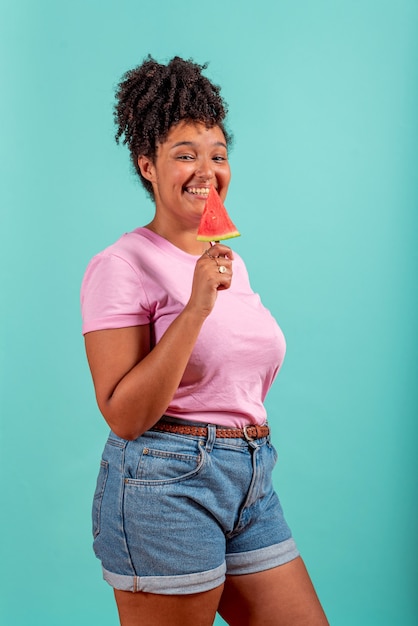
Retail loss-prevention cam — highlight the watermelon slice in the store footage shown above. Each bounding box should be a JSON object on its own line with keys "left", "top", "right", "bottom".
{"left": 197, "top": 186, "right": 240, "bottom": 242}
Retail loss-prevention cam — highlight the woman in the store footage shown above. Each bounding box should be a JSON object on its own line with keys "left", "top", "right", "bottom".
{"left": 81, "top": 56, "right": 328, "bottom": 626}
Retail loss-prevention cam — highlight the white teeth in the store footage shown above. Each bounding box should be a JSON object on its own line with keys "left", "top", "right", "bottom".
{"left": 187, "top": 187, "right": 210, "bottom": 195}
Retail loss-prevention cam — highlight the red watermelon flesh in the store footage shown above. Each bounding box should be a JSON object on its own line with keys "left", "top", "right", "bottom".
{"left": 196, "top": 186, "right": 240, "bottom": 242}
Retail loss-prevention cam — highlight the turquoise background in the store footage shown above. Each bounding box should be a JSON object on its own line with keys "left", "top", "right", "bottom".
{"left": 1, "top": 1, "right": 417, "bottom": 624}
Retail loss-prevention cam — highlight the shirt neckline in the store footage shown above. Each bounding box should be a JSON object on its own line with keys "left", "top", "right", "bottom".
{"left": 133, "top": 227, "right": 203, "bottom": 261}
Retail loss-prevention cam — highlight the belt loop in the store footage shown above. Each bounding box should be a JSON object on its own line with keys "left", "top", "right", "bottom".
{"left": 205, "top": 424, "right": 216, "bottom": 453}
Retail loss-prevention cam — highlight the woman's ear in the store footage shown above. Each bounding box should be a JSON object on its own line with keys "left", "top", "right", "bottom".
{"left": 138, "top": 155, "right": 156, "bottom": 182}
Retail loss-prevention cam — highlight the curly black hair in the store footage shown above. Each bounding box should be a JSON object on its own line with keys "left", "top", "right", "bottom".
{"left": 114, "top": 55, "right": 232, "bottom": 198}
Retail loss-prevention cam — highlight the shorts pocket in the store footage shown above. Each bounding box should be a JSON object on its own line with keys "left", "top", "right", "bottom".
{"left": 92, "top": 459, "right": 109, "bottom": 539}
{"left": 126, "top": 444, "right": 204, "bottom": 486}
{"left": 268, "top": 441, "right": 279, "bottom": 466}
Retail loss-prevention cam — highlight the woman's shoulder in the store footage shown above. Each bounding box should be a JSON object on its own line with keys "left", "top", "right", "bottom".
{"left": 84, "top": 227, "right": 160, "bottom": 269}
{"left": 95, "top": 227, "right": 151, "bottom": 257}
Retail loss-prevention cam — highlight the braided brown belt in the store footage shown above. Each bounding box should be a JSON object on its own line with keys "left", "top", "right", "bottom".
{"left": 150, "top": 422, "right": 270, "bottom": 441}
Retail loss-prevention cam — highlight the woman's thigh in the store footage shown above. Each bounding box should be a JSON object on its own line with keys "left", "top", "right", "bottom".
{"left": 114, "top": 584, "right": 224, "bottom": 626}
{"left": 218, "top": 557, "right": 329, "bottom": 626}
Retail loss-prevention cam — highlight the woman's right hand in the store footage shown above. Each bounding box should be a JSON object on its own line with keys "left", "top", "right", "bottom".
{"left": 186, "top": 243, "right": 234, "bottom": 317}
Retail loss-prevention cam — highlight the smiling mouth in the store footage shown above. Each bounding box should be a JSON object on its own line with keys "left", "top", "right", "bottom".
{"left": 185, "top": 186, "right": 211, "bottom": 197}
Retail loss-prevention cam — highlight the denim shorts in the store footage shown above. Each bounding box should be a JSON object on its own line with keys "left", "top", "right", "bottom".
{"left": 92, "top": 420, "right": 299, "bottom": 594}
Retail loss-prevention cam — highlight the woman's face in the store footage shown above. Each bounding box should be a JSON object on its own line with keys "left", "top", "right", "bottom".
{"left": 139, "top": 121, "right": 231, "bottom": 230}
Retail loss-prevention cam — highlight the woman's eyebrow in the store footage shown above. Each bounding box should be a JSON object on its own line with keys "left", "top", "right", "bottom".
{"left": 170, "top": 141, "right": 227, "bottom": 149}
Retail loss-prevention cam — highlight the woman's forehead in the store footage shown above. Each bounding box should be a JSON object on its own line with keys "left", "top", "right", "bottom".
{"left": 162, "top": 121, "right": 227, "bottom": 147}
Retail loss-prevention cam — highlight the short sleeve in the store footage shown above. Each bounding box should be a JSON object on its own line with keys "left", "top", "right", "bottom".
{"left": 80, "top": 252, "right": 151, "bottom": 335}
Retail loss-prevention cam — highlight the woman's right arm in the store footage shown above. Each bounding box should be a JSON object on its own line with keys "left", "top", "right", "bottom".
{"left": 84, "top": 244, "right": 233, "bottom": 440}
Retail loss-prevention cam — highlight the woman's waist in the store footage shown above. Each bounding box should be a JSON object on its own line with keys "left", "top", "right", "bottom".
{"left": 162, "top": 410, "right": 267, "bottom": 429}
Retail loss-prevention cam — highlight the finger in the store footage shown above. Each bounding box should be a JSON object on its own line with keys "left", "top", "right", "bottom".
{"left": 205, "top": 256, "right": 233, "bottom": 275}
{"left": 215, "top": 261, "right": 233, "bottom": 291}
{"left": 206, "top": 243, "right": 234, "bottom": 259}
{"left": 202, "top": 249, "right": 232, "bottom": 269}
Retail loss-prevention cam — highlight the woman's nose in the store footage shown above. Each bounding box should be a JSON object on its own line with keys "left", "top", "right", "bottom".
{"left": 195, "top": 157, "right": 214, "bottom": 180}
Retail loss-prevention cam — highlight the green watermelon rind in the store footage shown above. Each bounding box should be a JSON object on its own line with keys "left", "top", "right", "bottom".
{"left": 197, "top": 230, "right": 240, "bottom": 242}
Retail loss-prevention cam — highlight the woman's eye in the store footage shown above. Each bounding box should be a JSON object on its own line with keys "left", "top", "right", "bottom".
{"left": 177, "top": 154, "right": 194, "bottom": 160}
{"left": 213, "top": 155, "right": 228, "bottom": 162}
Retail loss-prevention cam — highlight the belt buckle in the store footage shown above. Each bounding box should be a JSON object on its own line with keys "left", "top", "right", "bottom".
{"left": 243, "top": 425, "right": 255, "bottom": 442}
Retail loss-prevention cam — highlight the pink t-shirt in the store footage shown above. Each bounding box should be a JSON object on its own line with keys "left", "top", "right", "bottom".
{"left": 81, "top": 227, "right": 286, "bottom": 427}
